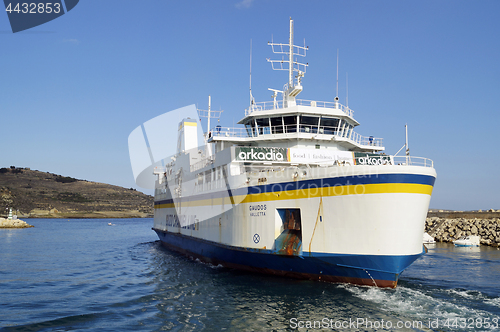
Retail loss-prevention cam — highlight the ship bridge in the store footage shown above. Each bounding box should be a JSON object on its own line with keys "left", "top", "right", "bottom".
{"left": 207, "top": 100, "right": 383, "bottom": 153}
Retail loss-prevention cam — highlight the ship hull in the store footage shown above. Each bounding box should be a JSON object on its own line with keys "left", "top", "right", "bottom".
{"left": 154, "top": 228, "right": 424, "bottom": 288}
{"left": 154, "top": 165, "right": 436, "bottom": 288}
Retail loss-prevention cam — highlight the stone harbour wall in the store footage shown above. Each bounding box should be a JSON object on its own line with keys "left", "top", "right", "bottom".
{"left": 0, "top": 218, "right": 34, "bottom": 228}
{"left": 425, "top": 217, "right": 500, "bottom": 246}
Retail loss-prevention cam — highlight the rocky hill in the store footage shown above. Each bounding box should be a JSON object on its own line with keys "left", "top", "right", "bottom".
{"left": 0, "top": 167, "right": 153, "bottom": 218}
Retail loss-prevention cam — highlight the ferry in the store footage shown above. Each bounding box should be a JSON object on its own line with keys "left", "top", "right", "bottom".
{"left": 152, "top": 19, "right": 436, "bottom": 288}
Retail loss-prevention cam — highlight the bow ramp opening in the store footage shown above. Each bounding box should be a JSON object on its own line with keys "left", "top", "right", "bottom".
{"left": 274, "top": 208, "right": 302, "bottom": 255}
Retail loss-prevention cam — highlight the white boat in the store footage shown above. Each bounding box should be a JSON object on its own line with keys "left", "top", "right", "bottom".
{"left": 423, "top": 232, "right": 435, "bottom": 244}
{"left": 454, "top": 235, "right": 480, "bottom": 247}
{"left": 151, "top": 18, "right": 436, "bottom": 288}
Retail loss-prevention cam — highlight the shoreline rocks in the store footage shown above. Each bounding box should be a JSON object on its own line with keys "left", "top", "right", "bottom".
{"left": 425, "top": 217, "right": 500, "bottom": 247}
{"left": 0, "top": 217, "right": 34, "bottom": 228}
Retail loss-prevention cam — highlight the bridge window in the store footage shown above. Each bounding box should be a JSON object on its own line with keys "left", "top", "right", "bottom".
{"left": 320, "top": 117, "right": 339, "bottom": 135}
{"left": 256, "top": 118, "right": 271, "bottom": 135}
{"left": 270, "top": 117, "right": 283, "bottom": 134}
{"left": 283, "top": 116, "right": 297, "bottom": 133}
{"left": 346, "top": 124, "right": 353, "bottom": 138}
{"left": 245, "top": 121, "right": 256, "bottom": 137}
{"left": 337, "top": 120, "right": 354, "bottom": 138}
{"left": 299, "top": 115, "right": 319, "bottom": 133}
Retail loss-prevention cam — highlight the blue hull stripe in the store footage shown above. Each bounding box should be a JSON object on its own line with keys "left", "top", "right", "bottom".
{"left": 155, "top": 173, "right": 436, "bottom": 206}
{"left": 154, "top": 229, "right": 424, "bottom": 288}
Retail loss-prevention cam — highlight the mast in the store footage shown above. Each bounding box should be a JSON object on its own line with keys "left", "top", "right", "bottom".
{"left": 267, "top": 17, "right": 308, "bottom": 107}
{"left": 394, "top": 124, "right": 410, "bottom": 159}
{"left": 249, "top": 39, "right": 255, "bottom": 107}
{"left": 289, "top": 18, "right": 294, "bottom": 88}
{"left": 197, "top": 96, "right": 222, "bottom": 157}
{"left": 346, "top": 72, "right": 349, "bottom": 108}
{"left": 405, "top": 124, "right": 408, "bottom": 154}
{"left": 207, "top": 95, "right": 211, "bottom": 139}
{"left": 336, "top": 49, "right": 339, "bottom": 99}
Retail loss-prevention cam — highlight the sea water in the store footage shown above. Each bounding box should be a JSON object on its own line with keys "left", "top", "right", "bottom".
{"left": 1, "top": 219, "right": 500, "bottom": 331}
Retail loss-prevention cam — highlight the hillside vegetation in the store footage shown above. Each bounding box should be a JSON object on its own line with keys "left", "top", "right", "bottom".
{"left": 0, "top": 167, "right": 153, "bottom": 218}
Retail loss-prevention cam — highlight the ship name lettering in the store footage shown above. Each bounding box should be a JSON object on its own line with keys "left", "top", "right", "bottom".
{"left": 357, "top": 155, "right": 390, "bottom": 165}
{"left": 249, "top": 204, "right": 266, "bottom": 211}
{"left": 238, "top": 149, "right": 284, "bottom": 161}
{"left": 249, "top": 204, "right": 266, "bottom": 217}
{"left": 250, "top": 211, "right": 266, "bottom": 217}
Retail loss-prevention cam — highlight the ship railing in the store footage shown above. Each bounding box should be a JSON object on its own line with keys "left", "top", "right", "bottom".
{"left": 392, "top": 156, "right": 434, "bottom": 168}
{"left": 244, "top": 101, "right": 282, "bottom": 115}
{"left": 349, "top": 131, "right": 383, "bottom": 147}
{"left": 244, "top": 99, "right": 354, "bottom": 117}
{"left": 190, "top": 155, "right": 215, "bottom": 172}
{"left": 210, "top": 124, "right": 382, "bottom": 147}
{"left": 210, "top": 126, "right": 249, "bottom": 138}
{"left": 238, "top": 157, "right": 434, "bottom": 169}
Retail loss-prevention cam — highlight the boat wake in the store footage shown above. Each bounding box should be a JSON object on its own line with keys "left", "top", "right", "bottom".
{"left": 340, "top": 282, "right": 500, "bottom": 329}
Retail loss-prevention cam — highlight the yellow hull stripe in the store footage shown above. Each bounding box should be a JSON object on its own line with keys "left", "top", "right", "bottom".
{"left": 154, "top": 183, "right": 433, "bottom": 209}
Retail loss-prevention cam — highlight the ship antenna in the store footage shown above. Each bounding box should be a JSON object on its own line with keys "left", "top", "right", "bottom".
{"left": 405, "top": 124, "right": 410, "bottom": 163}
{"left": 249, "top": 39, "right": 255, "bottom": 107}
{"left": 207, "top": 95, "right": 211, "bottom": 138}
{"left": 336, "top": 49, "right": 339, "bottom": 100}
{"left": 289, "top": 17, "right": 294, "bottom": 88}
{"left": 346, "top": 72, "right": 349, "bottom": 108}
{"left": 197, "top": 96, "right": 222, "bottom": 159}
{"left": 394, "top": 124, "right": 410, "bottom": 159}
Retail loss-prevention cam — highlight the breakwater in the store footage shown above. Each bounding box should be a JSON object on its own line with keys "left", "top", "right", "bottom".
{"left": 425, "top": 211, "right": 500, "bottom": 246}
{"left": 0, "top": 218, "right": 34, "bottom": 228}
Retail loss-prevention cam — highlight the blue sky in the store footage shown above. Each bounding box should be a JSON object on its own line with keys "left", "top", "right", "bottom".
{"left": 1, "top": 0, "right": 499, "bottom": 210}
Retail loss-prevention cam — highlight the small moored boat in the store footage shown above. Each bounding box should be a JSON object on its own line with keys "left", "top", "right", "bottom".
{"left": 423, "top": 232, "right": 435, "bottom": 244}
{"left": 454, "top": 235, "right": 480, "bottom": 247}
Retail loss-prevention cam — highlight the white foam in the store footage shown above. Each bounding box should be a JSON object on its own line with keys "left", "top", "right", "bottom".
{"left": 484, "top": 297, "right": 500, "bottom": 308}
{"left": 445, "top": 288, "right": 485, "bottom": 300}
{"left": 342, "top": 284, "right": 498, "bottom": 325}
{"left": 440, "top": 288, "right": 500, "bottom": 311}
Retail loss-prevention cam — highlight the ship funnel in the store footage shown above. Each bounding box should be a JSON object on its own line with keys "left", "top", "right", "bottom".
{"left": 177, "top": 118, "right": 198, "bottom": 154}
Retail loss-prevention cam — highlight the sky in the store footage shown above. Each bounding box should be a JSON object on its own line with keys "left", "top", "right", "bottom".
{"left": 1, "top": 0, "right": 499, "bottom": 211}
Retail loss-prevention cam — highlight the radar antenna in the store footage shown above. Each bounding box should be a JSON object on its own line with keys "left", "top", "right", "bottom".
{"left": 268, "top": 88, "right": 282, "bottom": 109}
{"left": 267, "top": 17, "right": 308, "bottom": 107}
